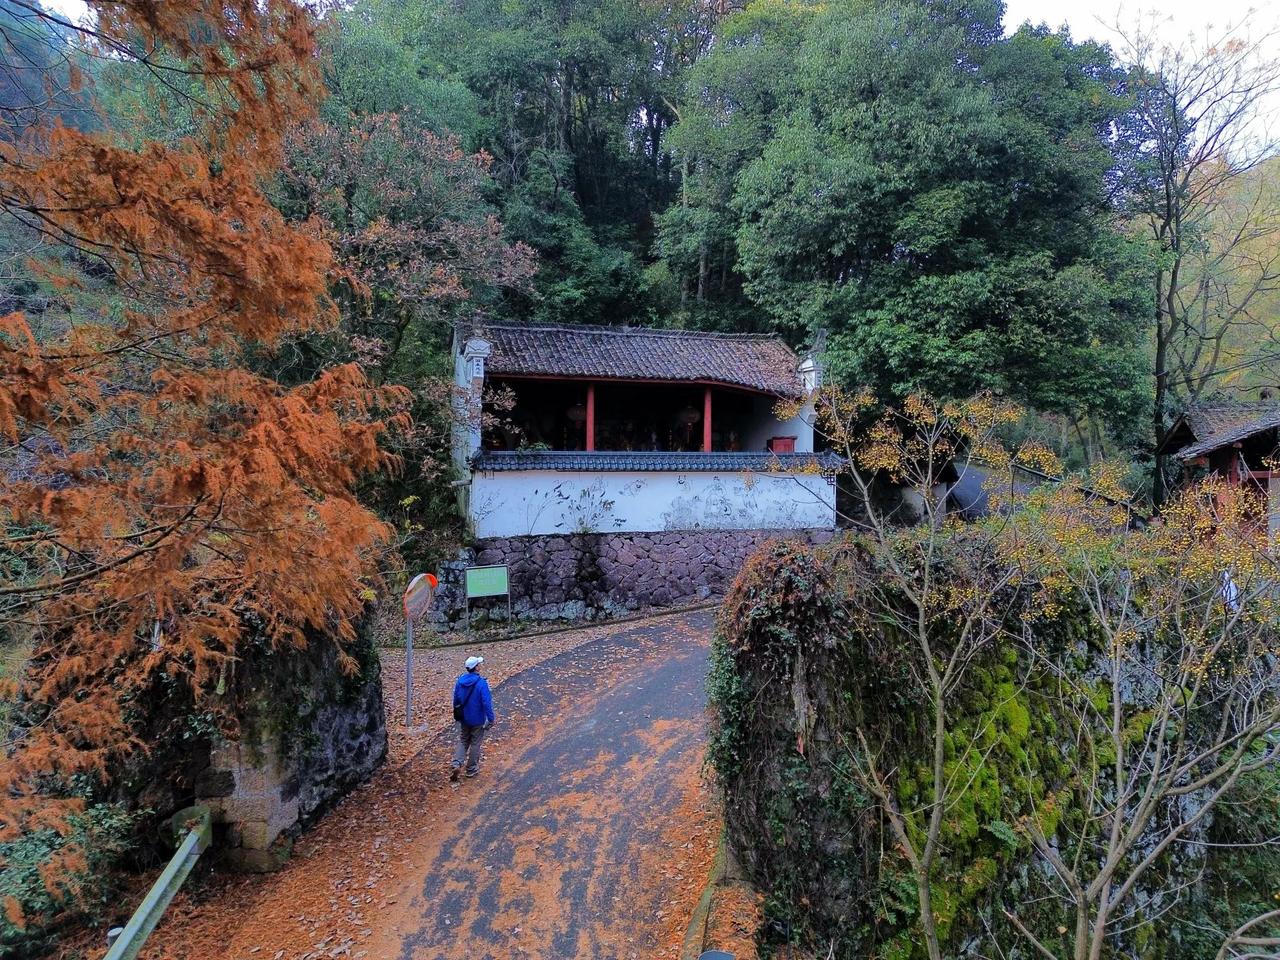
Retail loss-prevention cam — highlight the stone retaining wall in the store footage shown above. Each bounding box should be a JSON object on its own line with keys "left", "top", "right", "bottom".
{"left": 192, "top": 622, "right": 387, "bottom": 871}
{"left": 431, "top": 528, "right": 834, "bottom": 625}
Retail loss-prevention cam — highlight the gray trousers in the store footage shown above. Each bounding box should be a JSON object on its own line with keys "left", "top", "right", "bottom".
{"left": 453, "top": 722, "right": 487, "bottom": 774}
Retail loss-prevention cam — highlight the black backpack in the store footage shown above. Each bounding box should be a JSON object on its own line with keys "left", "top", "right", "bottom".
{"left": 453, "top": 679, "right": 478, "bottom": 722}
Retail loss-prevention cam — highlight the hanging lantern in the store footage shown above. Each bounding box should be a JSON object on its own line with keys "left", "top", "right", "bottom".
{"left": 567, "top": 402, "right": 587, "bottom": 423}
{"left": 677, "top": 404, "right": 701, "bottom": 425}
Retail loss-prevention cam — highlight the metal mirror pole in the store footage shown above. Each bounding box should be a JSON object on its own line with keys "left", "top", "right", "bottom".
{"left": 405, "top": 615, "right": 414, "bottom": 727}
{"left": 402, "top": 573, "right": 439, "bottom": 728}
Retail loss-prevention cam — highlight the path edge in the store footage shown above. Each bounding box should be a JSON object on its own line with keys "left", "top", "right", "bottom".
{"left": 395, "top": 600, "right": 720, "bottom": 652}
{"left": 680, "top": 828, "right": 727, "bottom": 960}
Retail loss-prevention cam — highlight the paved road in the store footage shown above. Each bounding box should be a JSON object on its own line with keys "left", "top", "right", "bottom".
{"left": 371, "top": 611, "right": 714, "bottom": 960}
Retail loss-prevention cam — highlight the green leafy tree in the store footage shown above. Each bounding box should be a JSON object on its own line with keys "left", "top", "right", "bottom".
{"left": 316, "top": 5, "right": 483, "bottom": 140}
{"left": 663, "top": 0, "right": 1152, "bottom": 442}
{"left": 656, "top": 1, "right": 812, "bottom": 329}
{"left": 322, "top": 0, "right": 695, "bottom": 324}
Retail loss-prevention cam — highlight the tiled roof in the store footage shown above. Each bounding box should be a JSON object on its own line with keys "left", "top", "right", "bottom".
{"left": 1169, "top": 398, "right": 1280, "bottom": 460}
{"left": 472, "top": 451, "right": 841, "bottom": 474}
{"left": 466, "top": 323, "right": 805, "bottom": 397}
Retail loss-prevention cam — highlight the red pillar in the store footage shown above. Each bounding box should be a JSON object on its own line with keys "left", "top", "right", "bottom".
{"left": 586, "top": 383, "right": 596, "bottom": 452}
{"left": 703, "top": 386, "right": 712, "bottom": 453}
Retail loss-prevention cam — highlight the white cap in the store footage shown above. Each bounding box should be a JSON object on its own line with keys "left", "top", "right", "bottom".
{"left": 464, "top": 656, "right": 484, "bottom": 671}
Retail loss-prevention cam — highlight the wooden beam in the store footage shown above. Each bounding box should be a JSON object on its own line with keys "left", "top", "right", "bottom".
{"left": 586, "top": 383, "right": 596, "bottom": 452}
{"left": 703, "top": 386, "right": 712, "bottom": 453}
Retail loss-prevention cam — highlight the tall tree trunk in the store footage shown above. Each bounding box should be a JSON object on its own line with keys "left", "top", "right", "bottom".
{"left": 1153, "top": 269, "right": 1170, "bottom": 507}
{"left": 680, "top": 157, "right": 690, "bottom": 311}
{"left": 1073, "top": 416, "right": 1093, "bottom": 469}
{"left": 697, "top": 241, "right": 707, "bottom": 302}
{"left": 557, "top": 68, "right": 572, "bottom": 155}
{"left": 1089, "top": 419, "right": 1105, "bottom": 464}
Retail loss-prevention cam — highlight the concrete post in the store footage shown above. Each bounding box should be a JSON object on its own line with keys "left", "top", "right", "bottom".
{"left": 459, "top": 337, "right": 492, "bottom": 461}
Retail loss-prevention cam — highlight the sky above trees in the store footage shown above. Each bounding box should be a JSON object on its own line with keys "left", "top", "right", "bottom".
{"left": 1005, "top": 0, "right": 1280, "bottom": 133}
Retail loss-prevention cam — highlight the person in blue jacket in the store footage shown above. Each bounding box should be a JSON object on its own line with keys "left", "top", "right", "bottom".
{"left": 450, "top": 655, "right": 495, "bottom": 781}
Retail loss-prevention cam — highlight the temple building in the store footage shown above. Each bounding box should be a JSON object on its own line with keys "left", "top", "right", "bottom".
{"left": 452, "top": 323, "right": 837, "bottom": 539}
{"left": 441, "top": 323, "right": 837, "bottom": 622}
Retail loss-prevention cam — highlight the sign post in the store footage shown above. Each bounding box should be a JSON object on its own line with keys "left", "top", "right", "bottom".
{"left": 463, "top": 564, "right": 511, "bottom": 627}
{"left": 402, "top": 572, "right": 438, "bottom": 727}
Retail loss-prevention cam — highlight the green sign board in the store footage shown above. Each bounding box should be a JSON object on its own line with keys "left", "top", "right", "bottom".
{"left": 465, "top": 564, "right": 510, "bottom": 599}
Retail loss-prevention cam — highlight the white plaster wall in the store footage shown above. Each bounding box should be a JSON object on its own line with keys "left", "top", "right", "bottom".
{"left": 743, "top": 395, "right": 814, "bottom": 453}
{"left": 470, "top": 469, "right": 836, "bottom": 537}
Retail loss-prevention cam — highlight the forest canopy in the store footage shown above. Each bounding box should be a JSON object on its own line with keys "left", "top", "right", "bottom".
{"left": 313, "top": 0, "right": 1280, "bottom": 481}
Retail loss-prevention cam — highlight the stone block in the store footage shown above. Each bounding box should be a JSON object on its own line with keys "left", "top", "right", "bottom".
{"left": 226, "top": 834, "right": 293, "bottom": 873}
{"left": 240, "top": 819, "right": 274, "bottom": 851}
{"left": 219, "top": 796, "right": 275, "bottom": 822}
{"left": 233, "top": 763, "right": 270, "bottom": 795}
{"left": 210, "top": 741, "right": 241, "bottom": 770}
{"left": 436, "top": 527, "right": 832, "bottom": 626}
{"left": 268, "top": 797, "right": 301, "bottom": 835}
{"left": 194, "top": 767, "right": 236, "bottom": 799}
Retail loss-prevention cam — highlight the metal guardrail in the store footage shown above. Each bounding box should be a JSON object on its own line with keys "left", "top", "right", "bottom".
{"left": 104, "top": 806, "right": 212, "bottom": 960}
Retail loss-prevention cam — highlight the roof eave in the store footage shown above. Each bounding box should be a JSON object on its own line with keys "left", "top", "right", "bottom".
{"left": 485, "top": 370, "right": 803, "bottom": 399}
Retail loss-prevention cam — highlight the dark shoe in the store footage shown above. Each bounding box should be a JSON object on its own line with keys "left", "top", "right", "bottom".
{"left": 464, "top": 769, "right": 479, "bottom": 778}
{"left": 449, "top": 768, "right": 460, "bottom": 783}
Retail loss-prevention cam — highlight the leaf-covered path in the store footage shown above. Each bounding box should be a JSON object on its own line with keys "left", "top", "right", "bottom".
{"left": 127, "top": 611, "right": 716, "bottom": 960}
{"left": 372, "top": 610, "right": 714, "bottom": 959}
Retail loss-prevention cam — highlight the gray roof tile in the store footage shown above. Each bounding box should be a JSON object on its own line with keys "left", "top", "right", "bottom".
{"left": 1171, "top": 399, "right": 1280, "bottom": 460}
{"left": 466, "top": 323, "right": 804, "bottom": 397}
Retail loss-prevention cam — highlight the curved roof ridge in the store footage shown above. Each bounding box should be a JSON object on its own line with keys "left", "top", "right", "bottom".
{"left": 470, "top": 321, "right": 788, "bottom": 343}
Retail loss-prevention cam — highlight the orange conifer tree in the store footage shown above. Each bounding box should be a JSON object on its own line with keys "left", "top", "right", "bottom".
{"left": 0, "top": 0, "right": 406, "bottom": 908}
